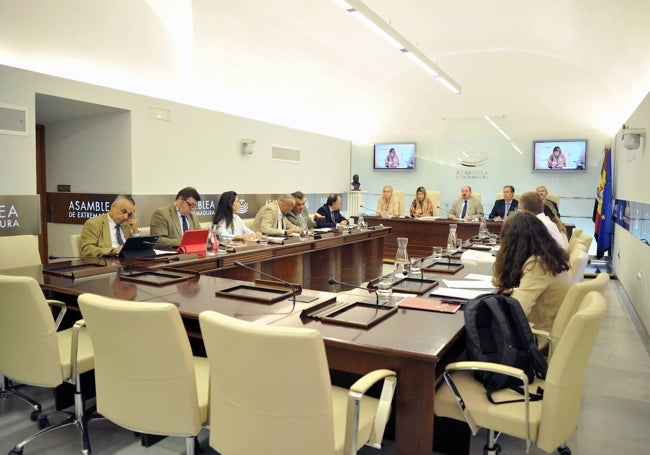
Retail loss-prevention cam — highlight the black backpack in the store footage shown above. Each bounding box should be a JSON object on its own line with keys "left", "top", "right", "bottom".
{"left": 464, "top": 293, "right": 548, "bottom": 404}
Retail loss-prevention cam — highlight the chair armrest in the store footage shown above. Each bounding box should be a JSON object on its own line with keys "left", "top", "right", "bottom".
{"left": 344, "top": 369, "right": 397, "bottom": 454}
{"left": 47, "top": 299, "right": 67, "bottom": 329}
{"left": 443, "top": 361, "right": 532, "bottom": 446}
{"left": 69, "top": 319, "right": 86, "bottom": 382}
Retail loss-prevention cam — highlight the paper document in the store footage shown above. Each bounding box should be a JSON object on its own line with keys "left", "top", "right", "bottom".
{"left": 430, "top": 288, "right": 486, "bottom": 301}
{"left": 442, "top": 279, "right": 495, "bottom": 289}
{"left": 465, "top": 273, "right": 493, "bottom": 281}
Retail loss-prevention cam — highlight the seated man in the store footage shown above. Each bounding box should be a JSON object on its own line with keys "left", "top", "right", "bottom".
{"left": 536, "top": 185, "right": 560, "bottom": 217}
{"left": 489, "top": 185, "right": 519, "bottom": 221}
{"left": 253, "top": 194, "right": 301, "bottom": 236}
{"left": 150, "top": 186, "right": 202, "bottom": 247}
{"left": 316, "top": 194, "right": 348, "bottom": 228}
{"left": 80, "top": 194, "right": 139, "bottom": 257}
{"left": 518, "top": 191, "right": 568, "bottom": 250}
{"left": 284, "top": 191, "right": 324, "bottom": 229}
{"left": 448, "top": 185, "right": 484, "bottom": 220}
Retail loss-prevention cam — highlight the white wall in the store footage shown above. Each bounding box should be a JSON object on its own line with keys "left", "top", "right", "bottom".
{"left": 612, "top": 91, "right": 650, "bottom": 328}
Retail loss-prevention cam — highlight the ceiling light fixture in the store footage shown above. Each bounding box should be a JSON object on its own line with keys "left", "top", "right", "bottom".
{"left": 484, "top": 116, "right": 523, "bottom": 154}
{"left": 335, "top": 0, "right": 461, "bottom": 95}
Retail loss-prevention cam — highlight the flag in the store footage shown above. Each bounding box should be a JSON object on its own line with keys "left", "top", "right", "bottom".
{"left": 594, "top": 145, "right": 613, "bottom": 258}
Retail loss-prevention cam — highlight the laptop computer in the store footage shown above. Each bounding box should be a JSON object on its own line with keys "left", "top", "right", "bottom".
{"left": 177, "top": 228, "right": 210, "bottom": 257}
{"left": 118, "top": 235, "right": 159, "bottom": 259}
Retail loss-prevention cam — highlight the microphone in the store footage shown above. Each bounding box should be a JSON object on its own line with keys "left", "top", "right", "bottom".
{"left": 328, "top": 277, "right": 379, "bottom": 305}
{"left": 436, "top": 206, "right": 454, "bottom": 218}
{"left": 359, "top": 205, "right": 381, "bottom": 216}
{"left": 48, "top": 255, "right": 108, "bottom": 265}
{"left": 234, "top": 261, "right": 296, "bottom": 306}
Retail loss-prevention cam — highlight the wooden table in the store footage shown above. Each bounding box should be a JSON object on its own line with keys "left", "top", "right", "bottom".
{"left": 362, "top": 216, "right": 574, "bottom": 260}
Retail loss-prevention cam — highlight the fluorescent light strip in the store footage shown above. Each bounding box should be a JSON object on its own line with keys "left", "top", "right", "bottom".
{"left": 484, "top": 116, "right": 523, "bottom": 155}
{"left": 339, "top": 0, "right": 461, "bottom": 94}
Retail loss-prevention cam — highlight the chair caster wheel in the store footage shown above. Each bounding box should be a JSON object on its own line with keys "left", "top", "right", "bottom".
{"left": 483, "top": 443, "right": 501, "bottom": 455}
{"left": 37, "top": 416, "right": 50, "bottom": 429}
{"left": 557, "top": 447, "right": 572, "bottom": 455}
{"left": 30, "top": 410, "right": 40, "bottom": 421}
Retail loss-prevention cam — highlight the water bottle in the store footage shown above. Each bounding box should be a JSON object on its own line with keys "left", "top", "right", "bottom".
{"left": 358, "top": 212, "right": 365, "bottom": 229}
{"left": 208, "top": 224, "right": 219, "bottom": 251}
{"left": 478, "top": 217, "right": 488, "bottom": 240}
{"left": 447, "top": 224, "right": 457, "bottom": 254}
{"left": 299, "top": 216, "right": 309, "bottom": 241}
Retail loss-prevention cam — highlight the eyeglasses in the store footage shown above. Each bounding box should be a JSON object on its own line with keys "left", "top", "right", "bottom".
{"left": 183, "top": 198, "right": 197, "bottom": 209}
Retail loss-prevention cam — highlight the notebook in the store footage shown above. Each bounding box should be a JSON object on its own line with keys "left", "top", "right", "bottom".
{"left": 177, "top": 228, "right": 210, "bottom": 257}
{"left": 119, "top": 235, "right": 159, "bottom": 259}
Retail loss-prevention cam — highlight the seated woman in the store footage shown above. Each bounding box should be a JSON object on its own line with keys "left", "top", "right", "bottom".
{"left": 376, "top": 185, "right": 401, "bottom": 218}
{"left": 409, "top": 186, "right": 433, "bottom": 217}
{"left": 212, "top": 191, "right": 261, "bottom": 242}
{"left": 492, "top": 211, "right": 572, "bottom": 343}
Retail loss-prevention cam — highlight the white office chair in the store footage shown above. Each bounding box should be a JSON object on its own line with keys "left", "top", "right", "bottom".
{"left": 568, "top": 243, "right": 589, "bottom": 283}
{"left": 78, "top": 294, "right": 209, "bottom": 455}
{"left": 138, "top": 226, "right": 151, "bottom": 236}
{"left": 429, "top": 190, "right": 442, "bottom": 215}
{"left": 199, "top": 310, "right": 397, "bottom": 455}
{"left": 435, "top": 291, "right": 607, "bottom": 454}
{"left": 70, "top": 234, "right": 82, "bottom": 257}
{"left": 0, "top": 235, "right": 41, "bottom": 270}
{"left": 0, "top": 275, "right": 95, "bottom": 455}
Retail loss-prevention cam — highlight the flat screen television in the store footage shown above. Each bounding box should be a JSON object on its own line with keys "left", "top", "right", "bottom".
{"left": 533, "top": 139, "right": 588, "bottom": 171}
{"left": 373, "top": 143, "right": 416, "bottom": 170}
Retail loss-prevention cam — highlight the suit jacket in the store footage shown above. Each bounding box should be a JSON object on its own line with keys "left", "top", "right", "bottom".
{"left": 488, "top": 199, "right": 519, "bottom": 219}
{"left": 80, "top": 213, "right": 135, "bottom": 257}
{"left": 315, "top": 204, "right": 348, "bottom": 228}
{"left": 252, "top": 201, "right": 298, "bottom": 235}
{"left": 512, "top": 256, "right": 572, "bottom": 344}
{"left": 150, "top": 203, "right": 201, "bottom": 246}
{"left": 448, "top": 196, "right": 484, "bottom": 219}
{"left": 285, "top": 208, "right": 314, "bottom": 229}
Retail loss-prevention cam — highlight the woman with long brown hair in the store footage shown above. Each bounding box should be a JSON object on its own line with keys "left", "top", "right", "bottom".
{"left": 492, "top": 211, "right": 572, "bottom": 339}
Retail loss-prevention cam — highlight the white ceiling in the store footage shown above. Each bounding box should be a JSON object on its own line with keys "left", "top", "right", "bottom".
{"left": 1, "top": 0, "right": 649, "bottom": 141}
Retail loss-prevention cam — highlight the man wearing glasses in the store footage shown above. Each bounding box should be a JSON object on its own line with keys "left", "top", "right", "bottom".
{"left": 80, "top": 194, "right": 140, "bottom": 257}
{"left": 150, "top": 186, "right": 202, "bottom": 246}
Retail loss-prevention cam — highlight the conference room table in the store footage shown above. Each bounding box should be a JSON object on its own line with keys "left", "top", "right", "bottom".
{"left": 2, "top": 230, "right": 490, "bottom": 455}
{"left": 361, "top": 215, "right": 575, "bottom": 259}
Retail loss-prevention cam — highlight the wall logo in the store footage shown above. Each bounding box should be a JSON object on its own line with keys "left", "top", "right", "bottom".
{"left": 458, "top": 149, "right": 488, "bottom": 167}
{"left": 237, "top": 199, "right": 249, "bottom": 216}
{"left": 0, "top": 204, "right": 20, "bottom": 228}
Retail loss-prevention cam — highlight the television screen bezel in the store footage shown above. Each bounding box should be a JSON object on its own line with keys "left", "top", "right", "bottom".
{"left": 373, "top": 142, "right": 416, "bottom": 170}
{"left": 532, "top": 139, "right": 588, "bottom": 172}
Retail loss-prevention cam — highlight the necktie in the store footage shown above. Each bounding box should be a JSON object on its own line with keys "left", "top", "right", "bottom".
{"left": 115, "top": 225, "right": 124, "bottom": 245}
{"left": 460, "top": 200, "right": 468, "bottom": 218}
{"left": 504, "top": 202, "right": 511, "bottom": 219}
{"left": 331, "top": 210, "right": 336, "bottom": 224}
{"left": 181, "top": 215, "right": 189, "bottom": 233}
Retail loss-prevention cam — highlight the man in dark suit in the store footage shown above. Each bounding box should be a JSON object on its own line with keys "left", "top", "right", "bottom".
{"left": 489, "top": 185, "right": 519, "bottom": 221}
{"left": 315, "top": 194, "right": 348, "bottom": 228}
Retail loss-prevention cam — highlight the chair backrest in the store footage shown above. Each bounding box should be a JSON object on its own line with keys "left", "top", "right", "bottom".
{"left": 577, "top": 232, "right": 593, "bottom": 251}
{"left": 567, "top": 227, "right": 584, "bottom": 254}
{"left": 428, "top": 190, "right": 441, "bottom": 216}
{"left": 393, "top": 190, "right": 406, "bottom": 216}
{"left": 568, "top": 244, "right": 589, "bottom": 283}
{"left": 199, "top": 310, "right": 336, "bottom": 455}
{"left": 138, "top": 226, "right": 151, "bottom": 237}
{"left": 546, "top": 194, "right": 560, "bottom": 208}
{"left": 70, "top": 234, "right": 82, "bottom": 257}
{"left": 550, "top": 272, "right": 609, "bottom": 346}
{"left": 78, "top": 293, "right": 202, "bottom": 437}
{"left": 0, "top": 275, "right": 63, "bottom": 387}
{"left": 537, "top": 291, "right": 606, "bottom": 452}
{"left": 0, "top": 235, "right": 41, "bottom": 270}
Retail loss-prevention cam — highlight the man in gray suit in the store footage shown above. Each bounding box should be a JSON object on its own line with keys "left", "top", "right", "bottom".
{"left": 80, "top": 194, "right": 139, "bottom": 257}
{"left": 150, "top": 187, "right": 202, "bottom": 246}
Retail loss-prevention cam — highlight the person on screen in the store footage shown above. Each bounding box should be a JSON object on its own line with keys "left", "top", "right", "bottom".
{"left": 150, "top": 186, "right": 202, "bottom": 247}
{"left": 385, "top": 148, "right": 400, "bottom": 168}
{"left": 488, "top": 185, "right": 518, "bottom": 221}
{"left": 536, "top": 185, "right": 560, "bottom": 216}
{"left": 448, "top": 185, "right": 484, "bottom": 220}
{"left": 518, "top": 191, "right": 568, "bottom": 250}
{"left": 285, "top": 191, "right": 324, "bottom": 229}
{"left": 212, "top": 191, "right": 261, "bottom": 242}
{"left": 409, "top": 186, "right": 433, "bottom": 218}
{"left": 80, "top": 194, "right": 140, "bottom": 257}
{"left": 315, "top": 194, "right": 348, "bottom": 228}
{"left": 492, "top": 211, "right": 571, "bottom": 343}
{"left": 547, "top": 146, "right": 567, "bottom": 169}
{"left": 377, "top": 185, "right": 401, "bottom": 218}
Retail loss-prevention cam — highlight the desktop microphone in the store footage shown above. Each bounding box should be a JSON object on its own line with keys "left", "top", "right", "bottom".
{"left": 234, "top": 261, "right": 296, "bottom": 306}
{"left": 436, "top": 206, "right": 454, "bottom": 218}
{"left": 359, "top": 205, "right": 381, "bottom": 216}
{"left": 327, "top": 277, "right": 379, "bottom": 306}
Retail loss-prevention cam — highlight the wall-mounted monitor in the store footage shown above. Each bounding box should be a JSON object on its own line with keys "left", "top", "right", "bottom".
{"left": 373, "top": 143, "right": 416, "bottom": 170}
{"left": 533, "top": 139, "right": 588, "bottom": 171}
